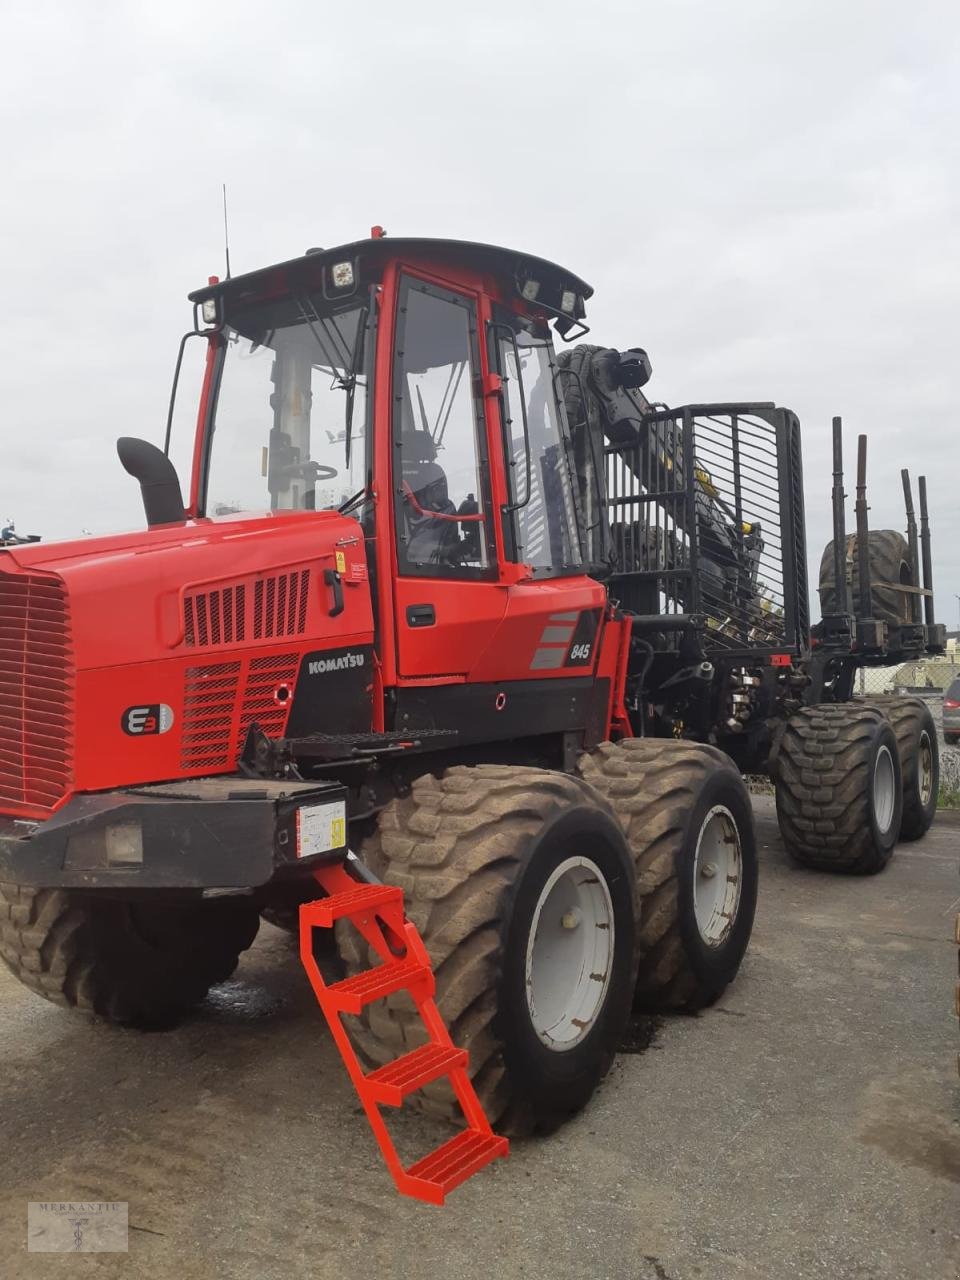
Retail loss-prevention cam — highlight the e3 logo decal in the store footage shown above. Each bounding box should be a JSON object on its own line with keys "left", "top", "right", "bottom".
{"left": 121, "top": 704, "right": 175, "bottom": 736}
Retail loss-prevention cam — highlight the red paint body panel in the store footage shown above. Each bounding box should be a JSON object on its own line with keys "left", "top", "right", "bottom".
{"left": 469, "top": 578, "right": 606, "bottom": 683}
{"left": 6, "top": 511, "right": 371, "bottom": 670}
{"left": 395, "top": 579, "right": 508, "bottom": 678}
{"left": 0, "top": 511, "right": 375, "bottom": 811}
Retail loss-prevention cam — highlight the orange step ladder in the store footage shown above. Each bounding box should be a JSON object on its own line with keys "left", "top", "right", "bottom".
{"left": 299, "top": 861, "right": 509, "bottom": 1204}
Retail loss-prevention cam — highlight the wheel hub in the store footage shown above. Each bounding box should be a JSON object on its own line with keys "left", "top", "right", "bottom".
{"left": 693, "top": 806, "right": 742, "bottom": 947}
{"left": 525, "top": 856, "right": 614, "bottom": 1051}
{"left": 918, "top": 731, "right": 934, "bottom": 807}
{"left": 873, "top": 744, "right": 897, "bottom": 834}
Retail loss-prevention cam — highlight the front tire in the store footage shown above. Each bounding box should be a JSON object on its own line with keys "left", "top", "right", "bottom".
{"left": 337, "top": 766, "right": 637, "bottom": 1135}
{"left": 0, "top": 886, "right": 260, "bottom": 1026}
{"left": 578, "top": 739, "right": 759, "bottom": 1011}
{"left": 771, "top": 705, "right": 902, "bottom": 873}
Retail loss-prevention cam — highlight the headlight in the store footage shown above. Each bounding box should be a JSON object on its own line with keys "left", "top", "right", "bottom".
{"left": 331, "top": 261, "right": 355, "bottom": 289}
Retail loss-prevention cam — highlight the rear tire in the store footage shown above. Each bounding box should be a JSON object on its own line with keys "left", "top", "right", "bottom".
{"left": 858, "top": 696, "right": 939, "bottom": 840}
{"left": 771, "top": 705, "right": 903, "bottom": 873}
{"left": 578, "top": 739, "right": 758, "bottom": 1011}
{"left": 0, "top": 887, "right": 260, "bottom": 1026}
{"left": 337, "top": 766, "right": 637, "bottom": 1135}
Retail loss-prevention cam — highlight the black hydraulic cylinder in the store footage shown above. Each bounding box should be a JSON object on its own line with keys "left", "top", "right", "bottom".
{"left": 831, "top": 417, "right": 848, "bottom": 614}
{"left": 855, "top": 434, "right": 872, "bottom": 619}
{"left": 918, "top": 475, "right": 935, "bottom": 626}
{"left": 901, "top": 469, "right": 922, "bottom": 624}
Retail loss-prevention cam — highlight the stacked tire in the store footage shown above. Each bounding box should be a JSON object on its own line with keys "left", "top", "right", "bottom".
{"left": 818, "top": 529, "right": 914, "bottom": 625}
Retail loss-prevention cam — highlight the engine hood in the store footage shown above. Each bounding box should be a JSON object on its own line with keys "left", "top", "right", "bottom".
{"left": 0, "top": 509, "right": 370, "bottom": 670}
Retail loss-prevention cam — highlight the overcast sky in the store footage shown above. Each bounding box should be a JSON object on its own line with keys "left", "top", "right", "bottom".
{"left": 2, "top": 1, "right": 957, "bottom": 624}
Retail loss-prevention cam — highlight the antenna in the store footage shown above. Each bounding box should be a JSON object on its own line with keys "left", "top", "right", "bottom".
{"left": 222, "top": 183, "right": 232, "bottom": 280}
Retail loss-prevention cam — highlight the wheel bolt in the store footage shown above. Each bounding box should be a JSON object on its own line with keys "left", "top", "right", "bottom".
{"left": 560, "top": 908, "right": 582, "bottom": 930}
{"left": 700, "top": 862, "right": 717, "bottom": 879}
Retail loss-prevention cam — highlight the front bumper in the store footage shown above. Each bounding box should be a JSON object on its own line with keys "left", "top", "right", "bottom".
{"left": 0, "top": 778, "right": 349, "bottom": 890}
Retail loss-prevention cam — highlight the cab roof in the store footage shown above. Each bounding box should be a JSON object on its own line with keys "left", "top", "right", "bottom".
{"left": 187, "top": 236, "right": 593, "bottom": 312}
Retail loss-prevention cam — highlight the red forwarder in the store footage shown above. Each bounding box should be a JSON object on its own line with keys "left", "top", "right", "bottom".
{"left": 0, "top": 232, "right": 944, "bottom": 1201}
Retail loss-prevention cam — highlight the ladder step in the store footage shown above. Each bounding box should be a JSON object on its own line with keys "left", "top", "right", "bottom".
{"left": 325, "top": 956, "right": 431, "bottom": 1014}
{"left": 405, "top": 1129, "right": 509, "bottom": 1202}
{"left": 302, "top": 883, "right": 403, "bottom": 928}
{"left": 365, "top": 1043, "right": 468, "bottom": 1106}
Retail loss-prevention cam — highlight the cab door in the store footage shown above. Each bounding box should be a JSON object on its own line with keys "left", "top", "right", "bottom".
{"left": 391, "top": 273, "right": 506, "bottom": 678}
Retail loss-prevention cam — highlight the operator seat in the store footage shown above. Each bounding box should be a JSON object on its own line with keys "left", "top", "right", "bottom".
{"left": 399, "top": 427, "right": 461, "bottom": 567}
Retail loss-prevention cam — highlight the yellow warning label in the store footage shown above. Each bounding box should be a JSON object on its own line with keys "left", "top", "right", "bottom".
{"left": 335, "top": 550, "right": 346, "bottom": 574}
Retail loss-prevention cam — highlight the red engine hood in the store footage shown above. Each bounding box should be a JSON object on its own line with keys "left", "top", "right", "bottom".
{"left": 0, "top": 510, "right": 371, "bottom": 670}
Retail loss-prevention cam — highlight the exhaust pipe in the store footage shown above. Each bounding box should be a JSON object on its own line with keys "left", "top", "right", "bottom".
{"left": 117, "top": 437, "right": 186, "bottom": 528}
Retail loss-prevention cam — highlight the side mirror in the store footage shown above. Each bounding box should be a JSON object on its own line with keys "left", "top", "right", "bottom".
{"left": 117, "top": 438, "right": 186, "bottom": 528}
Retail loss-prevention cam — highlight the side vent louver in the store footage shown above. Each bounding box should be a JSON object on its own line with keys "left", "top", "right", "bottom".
{"left": 179, "top": 654, "right": 299, "bottom": 772}
{"left": 183, "top": 569, "right": 310, "bottom": 649}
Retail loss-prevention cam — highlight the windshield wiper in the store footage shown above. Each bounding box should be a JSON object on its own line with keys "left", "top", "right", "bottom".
{"left": 338, "top": 487, "right": 372, "bottom": 516}
{"left": 294, "top": 294, "right": 355, "bottom": 385}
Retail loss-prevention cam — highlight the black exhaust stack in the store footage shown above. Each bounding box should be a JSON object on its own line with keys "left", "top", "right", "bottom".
{"left": 117, "top": 437, "right": 186, "bottom": 528}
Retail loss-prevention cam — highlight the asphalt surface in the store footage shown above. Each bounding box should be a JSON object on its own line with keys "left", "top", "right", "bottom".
{"left": 0, "top": 796, "right": 957, "bottom": 1280}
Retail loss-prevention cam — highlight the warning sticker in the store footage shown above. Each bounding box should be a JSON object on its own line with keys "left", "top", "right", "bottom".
{"left": 350, "top": 561, "right": 368, "bottom": 581}
{"left": 296, "top": 801, "right": 347, "bottom": 857}
{"left": 335, "top": 550, "right": 347, "bottom": 575}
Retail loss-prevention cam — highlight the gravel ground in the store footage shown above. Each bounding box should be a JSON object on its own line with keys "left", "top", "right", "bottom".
{"left": 0, "top": 798, "right": 957, "bottom": 1280}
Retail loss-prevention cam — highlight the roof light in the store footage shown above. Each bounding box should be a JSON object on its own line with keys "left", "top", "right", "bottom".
{"left": 521, "top": 278, "right": 541, "bottom": 302}
{"left": 331, "top": 261, "right": 355, "bottom": 289}
{"left": 201, "top": 298, "right": 218, "bottom": 325}
{"left": 560, "top": 289, "right": 577, "bottom": 315}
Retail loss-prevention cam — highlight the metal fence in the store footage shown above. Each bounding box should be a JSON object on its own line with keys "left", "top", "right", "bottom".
{"left": 853, "top": 659, "right": 960, "bottom": 792}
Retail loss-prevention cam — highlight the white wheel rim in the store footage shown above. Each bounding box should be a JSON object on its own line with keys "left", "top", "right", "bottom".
{"left": 693, "top": 806, "right": 743, "bottom": 947}
{"left": 918, "top": 731, "right": 934, "bottom": 807}
{"left": 873, "top": 744, "right": 897, "bottom": 833}
{"left": 524, "top": 856, "right": 614, "bottom": 1051}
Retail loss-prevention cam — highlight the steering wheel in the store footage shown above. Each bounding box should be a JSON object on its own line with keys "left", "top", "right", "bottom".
{"left": 281, "top": 460, "right": 339, "bottom": 482}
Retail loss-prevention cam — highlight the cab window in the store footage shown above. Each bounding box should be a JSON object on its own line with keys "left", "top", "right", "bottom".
{"left": 496, "top": 319, "right": 584, "bottom": 576}
{"left": 393, "top": 279, "right": 493, "bottom": 577}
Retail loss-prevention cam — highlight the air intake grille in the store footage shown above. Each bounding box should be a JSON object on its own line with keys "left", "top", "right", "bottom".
{"left": 183, "top": 569, "right": 311, "bottom": 650}
{"left": 253, "top": 570, "right": 310, "bottom": 640}
{"left": 180, "top": 653, "right": 299, "bottom": 772}
{"left": 184, "top": 585, "right": 246, "bottom": 647}
{"left": 0, "top": 571, "right": 74, "bottom": 815}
